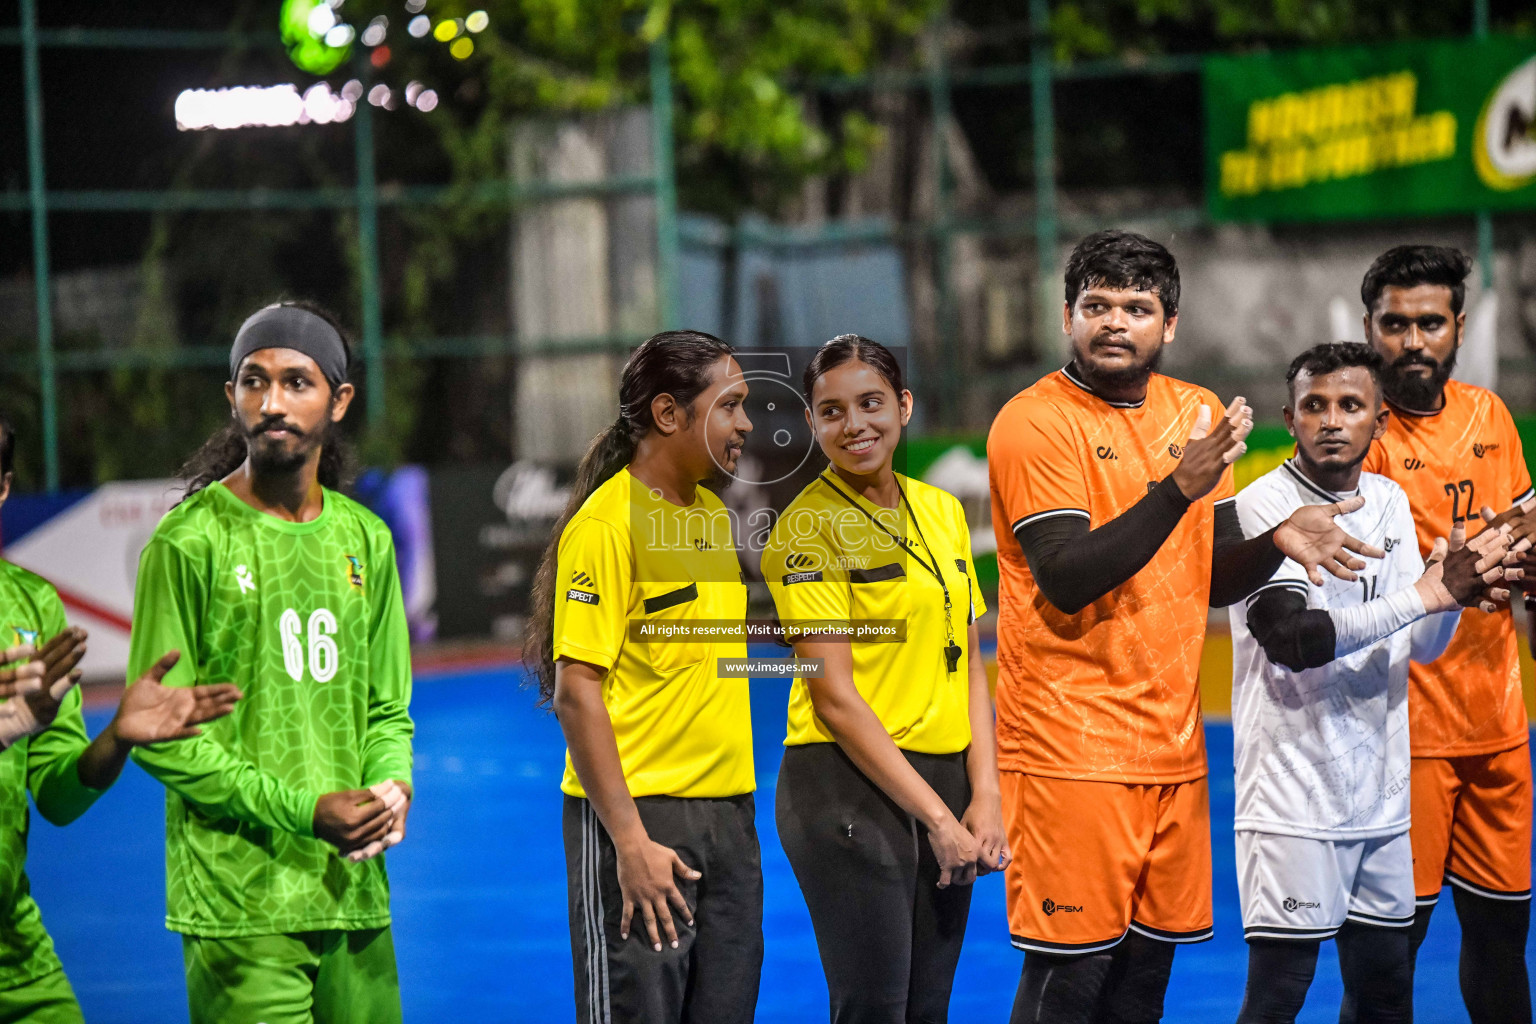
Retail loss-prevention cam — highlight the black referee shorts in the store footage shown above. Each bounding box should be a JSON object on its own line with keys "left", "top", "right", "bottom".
{"left": 563, "top": 792, "right": 763, "bottom": 1024}
{"left": 777, "top": 742, "right": 974, "bottom": 1024}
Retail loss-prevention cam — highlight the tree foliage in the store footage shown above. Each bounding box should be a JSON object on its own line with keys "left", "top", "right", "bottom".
{"left": 350, "top": 0, "right": 939, "bottom": 213}
{"left": 1035, "top": 0, "right": 1514, "bottom": 63}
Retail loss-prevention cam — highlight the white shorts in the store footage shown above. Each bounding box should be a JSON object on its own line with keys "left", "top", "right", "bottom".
{"left": 1236, "top": 830, "right": 1415, "bottom": 941}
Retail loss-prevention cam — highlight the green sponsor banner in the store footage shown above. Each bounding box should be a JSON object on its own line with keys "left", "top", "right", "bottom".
{"left": 1205, "top": 36, "right": 1536, "bottom": 222}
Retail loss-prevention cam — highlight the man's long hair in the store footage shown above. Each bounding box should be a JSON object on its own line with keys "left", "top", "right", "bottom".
{"left": 178, "top": 300, "right": 358, "bottom": 499}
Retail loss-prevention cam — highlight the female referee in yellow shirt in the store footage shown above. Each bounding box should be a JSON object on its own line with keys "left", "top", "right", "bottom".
{"left": 762, "top": 335, "right": 1009, "bottom": 1023}
{"left": 525, "top": 330, "right": 760, "bottom": 1024}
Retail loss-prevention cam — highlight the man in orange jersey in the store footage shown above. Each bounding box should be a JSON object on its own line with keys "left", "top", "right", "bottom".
{"left": 1357, "top": 245, "right": 1533, "bottom": 1024}
{"left": 988, "top": 230, "right": 1383, "bottom": 1024}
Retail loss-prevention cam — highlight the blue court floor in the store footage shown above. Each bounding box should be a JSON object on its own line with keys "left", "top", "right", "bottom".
{"left": 29, "top": 663, "right": 1534, "bottom": 1022}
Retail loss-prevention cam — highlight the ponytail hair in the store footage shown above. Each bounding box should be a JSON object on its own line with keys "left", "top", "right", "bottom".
{"left": 524, "top": 329, "right": 734, "bottom": 705}
{"left": 802, "top": 334, "right": 905, "bottom": 400}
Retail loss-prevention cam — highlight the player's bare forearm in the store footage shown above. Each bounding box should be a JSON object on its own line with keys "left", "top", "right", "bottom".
{"left": 797, "top": 638, "right": 953, "bottom": 831}
{"left": 960, "top": 623, "right": 1009, "bottom": 875}
{"left": 961, "top": 624, "right": 999, "bottom": 802}
{"left": 75, "top": 721, "right": 134, "bottom": 791}
{"left": 552, "top": 658, "right": 648, "bottom": 853}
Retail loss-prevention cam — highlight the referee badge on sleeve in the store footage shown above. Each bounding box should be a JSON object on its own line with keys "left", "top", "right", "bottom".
{"left": 567, "top": 571, "right": 600, "bottom": 605}
{"left": 782, "top": 552, "right": 823, "bottom": 585}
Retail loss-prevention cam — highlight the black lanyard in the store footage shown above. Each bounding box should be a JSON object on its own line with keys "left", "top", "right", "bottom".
{"left": 817, "top": 473, "right": 963, "bottom": 673}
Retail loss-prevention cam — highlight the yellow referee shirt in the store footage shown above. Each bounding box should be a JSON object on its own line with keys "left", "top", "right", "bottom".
{"left": 762, "top": 470, "right": 985, "bottom": 754}
{"left": 553, "top": 468, "right": 755, "bottom": 799}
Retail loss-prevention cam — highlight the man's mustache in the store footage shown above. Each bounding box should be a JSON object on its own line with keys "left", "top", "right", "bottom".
{"left": 246, "top": 415, "right": 305, "bottom": 438}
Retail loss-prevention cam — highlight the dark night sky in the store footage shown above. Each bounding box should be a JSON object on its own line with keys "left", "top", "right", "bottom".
{"left": 0, "top": 1, "right": 453, "bottom": 276}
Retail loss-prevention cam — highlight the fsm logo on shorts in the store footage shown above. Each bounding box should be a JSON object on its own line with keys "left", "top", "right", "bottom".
{"left": 1282, "top": 897, "right": 1321, "bottom": 912}
{"left": 1041, "top": 898, "right": 1083, "bottom": 916}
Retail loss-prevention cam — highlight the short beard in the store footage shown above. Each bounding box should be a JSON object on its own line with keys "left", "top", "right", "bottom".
{"left": 1295, "top": 439, "right": 1369, "bottom": 484}
{"left": 1382, "top": 344, "right": 1456, "bottom": 412}
{"left": 1074, "top": 343, "right": 1163, "bottom": 394}
{"left": 705, "top": 464, "right": 735, "bottom": 494}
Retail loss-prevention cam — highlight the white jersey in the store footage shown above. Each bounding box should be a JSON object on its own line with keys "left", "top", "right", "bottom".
{"left": 1229, "top": 461, "right": 1430, "bottom": 840}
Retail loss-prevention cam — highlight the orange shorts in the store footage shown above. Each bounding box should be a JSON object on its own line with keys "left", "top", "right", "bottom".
{"left": 1411, "top": 746, "right": 1533, "bottom": 902}
{"left": 1001, "top": 771, "right": 1213, "bottom": 953}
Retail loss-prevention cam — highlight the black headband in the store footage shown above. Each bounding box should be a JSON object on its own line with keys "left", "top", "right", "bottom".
{"left": 229, "top": 306, "right": 349, "bottom": 387}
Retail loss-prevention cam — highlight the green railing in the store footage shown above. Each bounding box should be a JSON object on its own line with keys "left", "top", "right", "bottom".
{"left": 5, "top": 3, "right": 1504, "bottom": 490}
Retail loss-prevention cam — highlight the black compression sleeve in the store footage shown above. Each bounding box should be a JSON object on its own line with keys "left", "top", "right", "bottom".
{"left": 1209, "top": 501, "right": 1288, "bottom": 607}
{"left": 1245, "top": 586, "right": 1336, "bottom": 672}
{"left": 1013, "top": 477, "right": 1192, "bottom": 615}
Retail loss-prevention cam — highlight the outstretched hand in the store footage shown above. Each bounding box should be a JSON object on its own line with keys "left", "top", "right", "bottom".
{"left": 1274, "top": 496, "right": 1387, "bottom": 585}
{"left": 111, "top": 650, "right": 243, "bottom": 745}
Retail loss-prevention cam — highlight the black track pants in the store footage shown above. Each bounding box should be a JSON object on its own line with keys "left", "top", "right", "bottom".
{"left": 776, "top": 742, "right": 974, "bottom": 1024}
{"left": 563, "top": 793, "right": 763, "bottom": 1024}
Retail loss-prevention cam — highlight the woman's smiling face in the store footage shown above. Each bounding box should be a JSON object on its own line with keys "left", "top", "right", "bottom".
{"left": 807, "top": 358, "right": 911, "bottom": 478}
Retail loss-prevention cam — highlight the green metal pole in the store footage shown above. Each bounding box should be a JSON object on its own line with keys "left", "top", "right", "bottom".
{"left": 1474, "top": 0, "right": 1493, "bottom": 289}
{"left": 1030, "top": 0, "right": 1060, "bottom": 358}
{"left": 928, "top": 15, "right": 958, "bottom": 424}
{"left": 353, "top": 78, "right": 386, "bottom": 435}
{"left": 649, "top": 33, "right": 681, "bottom": 330}
{"left": 20, "top": 0, "right": 58, "bottom": 491}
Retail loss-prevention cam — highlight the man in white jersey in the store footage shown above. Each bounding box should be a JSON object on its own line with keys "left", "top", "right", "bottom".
{"left": 1228, "top": 343, "right": 1519, "bottom": 1024}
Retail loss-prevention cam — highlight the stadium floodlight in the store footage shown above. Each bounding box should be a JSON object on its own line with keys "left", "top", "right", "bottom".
{"left": 280, "top": 0, "right": 353, "bottom": 76}
{"left": 174, "top": 83, "right": 356, "bottom": 131}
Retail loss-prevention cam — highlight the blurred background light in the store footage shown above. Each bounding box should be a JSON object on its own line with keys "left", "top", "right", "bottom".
{"left": 307, "top": 4, "right": 337, "bottom": 36}
{"left": 174, "top": 83, "right": 355, "bottom": 131}
{"left": 362, "top": 16, "right": 388, "bottom": 47}
{"left": 433, "top": 19, "right": 459, "bottom": 42}
{"left": 465, "top": 11, "right": 489, "bottom": 33}
{"left": 407, "top": 15, "right": 430, "bottom": 37}
{"left": 368, "top": 84, "right": 392, "bottom": 107}
{"left": 449, "top": 36, "right": 473, "bottom": 59}
{"left": 415, "top": 88, "right": 438, "bottom": 112}
{"left": 280, "top": 0, "right": 353, "bottom": 75}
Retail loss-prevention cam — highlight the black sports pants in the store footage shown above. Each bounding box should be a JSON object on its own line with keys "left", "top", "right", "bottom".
{"left": 563, "top": 793, "right": 763, "bottom": 1024}
{"left": 777, "top": 742, "right": 974, "bottom": 1024}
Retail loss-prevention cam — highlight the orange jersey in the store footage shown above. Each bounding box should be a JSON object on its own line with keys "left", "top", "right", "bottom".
{"left": 1362, "top": 380, "right": 1534, "bottom": 757}
{"left": 987, "top": 367, "right": 1234, "bottom": 784}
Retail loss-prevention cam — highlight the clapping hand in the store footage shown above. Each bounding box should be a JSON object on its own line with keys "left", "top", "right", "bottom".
{"left": 344, "top": 781, "right": 411, "bottom": 863}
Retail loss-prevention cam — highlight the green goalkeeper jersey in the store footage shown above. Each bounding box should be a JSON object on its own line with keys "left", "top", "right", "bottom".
{"left": 0, "top": 560, "right": 103, "bottom": 989}
{"left": 129, "top": 482, "right": 414, "bottom": 938}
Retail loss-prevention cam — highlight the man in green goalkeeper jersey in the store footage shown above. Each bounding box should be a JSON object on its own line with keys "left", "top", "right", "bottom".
{"left": 127, "top": 301, "right": 416, "bottom": 1024}
{"left": 0, "top": 415, "right": 242, "bottom": 1024}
